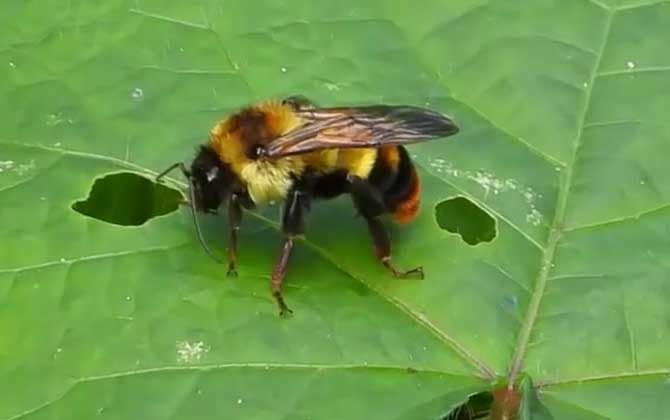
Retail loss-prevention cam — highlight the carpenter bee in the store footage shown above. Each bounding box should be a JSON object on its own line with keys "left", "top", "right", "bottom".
{"left": 156, "top": 96, "right": 459, "bottom": 316}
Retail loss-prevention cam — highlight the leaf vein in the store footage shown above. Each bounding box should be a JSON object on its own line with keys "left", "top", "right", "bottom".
{"left": 597, "top": 66, "right": 670, "bottom": 78}
{"left": 0, "top": 244, "right": 188, "bottom": 274}
{"left": 563, "top": 204, "right": 670, "bottom": 233}
{"left": 129, "top": 8, "right": 209, "bottom": 30}
{"left": 417, "top": 160, "right": 544, "bottom": 250}
{"left": 506, "top": 8, "right": 615, "bottom": 385}
{"left": 2, "top": 364, "right": 472, "bottom": 420}
{"left": 449, "top": 96, "right": 568, "bottom": 168}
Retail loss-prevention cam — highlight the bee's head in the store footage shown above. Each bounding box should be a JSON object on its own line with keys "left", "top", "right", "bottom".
{"left": 188, "top": 145, "right": 235, "bottom": 213}
{"left": 155, "top": 145, "right": 240, "bottom": 263}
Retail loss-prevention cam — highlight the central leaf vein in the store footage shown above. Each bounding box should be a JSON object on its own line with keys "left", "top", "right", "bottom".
{"left": 506, "top": 8, "right": 615, "bottom": 385}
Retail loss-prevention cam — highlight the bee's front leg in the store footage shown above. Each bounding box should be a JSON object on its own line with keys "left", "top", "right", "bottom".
{"left": 281, "top": 95, "right": 316, "bottom": 110}
{"left": 271, "top": 187, "right": 310, "bottom": 317}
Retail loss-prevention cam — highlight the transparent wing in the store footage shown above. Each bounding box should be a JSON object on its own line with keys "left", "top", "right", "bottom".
{"left": 263, "top": 105, "right": 459, "bottom": 158}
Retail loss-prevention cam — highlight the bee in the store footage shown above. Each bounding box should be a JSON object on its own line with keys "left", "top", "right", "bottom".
{"left": 156, "top": 96, "right": 459, "bottom": 316}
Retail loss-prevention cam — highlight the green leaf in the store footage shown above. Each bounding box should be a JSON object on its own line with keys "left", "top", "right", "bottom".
{"left": 1, "top": 0, "right": 668, "bottom": 418}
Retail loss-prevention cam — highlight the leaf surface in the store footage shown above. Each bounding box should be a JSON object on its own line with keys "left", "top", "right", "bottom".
{"left": 1, "top": 1, "right": 668, "bottom": 419}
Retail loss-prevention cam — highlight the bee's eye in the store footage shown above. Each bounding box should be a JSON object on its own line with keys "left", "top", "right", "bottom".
{"left": 206, "top": 167, "right": 219, "bottom": 182}
{"left": 251, "top": 145, "right": 266, "bottom": 159}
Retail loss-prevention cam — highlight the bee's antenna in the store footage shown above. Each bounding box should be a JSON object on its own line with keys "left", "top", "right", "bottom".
{"left": 185, "top": 173, "right": 224, "bottom": 264}
{"left": 155, "top": 162, "right": 184, "bottom": 182}
{"left": 157, "top": 161, "right": 223, "bottom": 264}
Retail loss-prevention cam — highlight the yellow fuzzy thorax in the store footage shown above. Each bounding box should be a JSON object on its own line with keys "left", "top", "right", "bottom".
{"left": 241, "top": 158, "right": 305, "bottom": 203}
{"left": 208, "top": 100, "right": 377, "bottom": 204}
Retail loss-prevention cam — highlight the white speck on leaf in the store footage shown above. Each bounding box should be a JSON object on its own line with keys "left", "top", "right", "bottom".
{"left": 470, "top": 171, "right": 507, "bottom": 197}
{"left": 9, "top": 61, "right": 16, "bottom": 68}
{"left": 15, "top": 160, "right": 36, "bottom": 176}
{"left": 324, "top": 82, "right": 340, "bottom": 91}
{"left": 0, "top": 160, "right": 14, "bottom": 172}
{"left": 125, "top": 296, "right": 132, "bottom": 301}
{"left": 56, "top": 347, "right": 62, "bottom": 353}
{"left": 54, "top": 142, "right": 62, "bottom": 147}
{"left": 131, "top": 87, "right": 144, "bottom": 100}
{"left": 523, "top": 191, "right": 534, "bottom": 202}
{"left": 583, "top": 82, "right": 588, "bottom": 88}
{"left": 237, "top": 398, "right": 243, "bottom": 405}
{"left": 526, "top": 207, "right": 543, "bottom": 226}
{"left": 626, "top": 61, "right": 635, "bottom": 69}
{"left": 46, "top": 112, "right": 66, "bottom": 126}
{"left": 40, "top": 197, "right": 46, "bottom": 201}
{"left": 176, "top": 340, "right": 210, "bottom": 363}
{"left": 280, "top": 66, "right": 287, "bottom": 73}
{"left": 427, "top": 158, "right": 544, "bottom": 226}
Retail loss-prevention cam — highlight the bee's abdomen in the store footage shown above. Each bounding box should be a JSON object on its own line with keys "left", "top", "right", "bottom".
{"left": 369, "top": 146, "right": 420, "bottom": 224}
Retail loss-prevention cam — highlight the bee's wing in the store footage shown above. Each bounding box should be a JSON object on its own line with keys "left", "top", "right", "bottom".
{"left": 263, "top": 105, "right": 459, "bottom": 158}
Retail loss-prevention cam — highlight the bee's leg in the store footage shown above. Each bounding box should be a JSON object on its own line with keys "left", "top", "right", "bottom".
{"left": 227, "top": 193, "right": 243, "bottom": 276}
{"left": 271, "top": 187, "right": 310, "bottom": 316}
{"left": 364, "top": 216, "right": 424, "bottom": 279}
{"left": 281, "top": 95, "right": 316, "bottom": 110}
{"left": 271, "top": 236, "right": 294, "bottom": 317}
{"left": 348, "top": 175, "right": 424, "bottom": 279}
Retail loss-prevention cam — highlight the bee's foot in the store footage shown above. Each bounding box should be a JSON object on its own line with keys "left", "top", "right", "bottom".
{"left": 273, "top": 291, "right": 293, "bottom": 318}
{"left": 382, "top": 258, "right": 424, "bottom": 279}
{"left": 227, "top": 264, "right": 238, "bottom": 277}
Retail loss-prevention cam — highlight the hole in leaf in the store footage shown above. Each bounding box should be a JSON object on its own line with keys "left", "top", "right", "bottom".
{"left": 443, "top": 391, "right": 493, "bottom": 419}
{"left": 435, "top": 197, "right": 496, "bottom": 245}
{"left": 72, "top": 172, "right": 182, "bottom": 226}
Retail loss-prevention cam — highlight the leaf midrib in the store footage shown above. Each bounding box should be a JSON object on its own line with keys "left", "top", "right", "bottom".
{"left": 506, "top": 7, "right": 615, "bottom": 385}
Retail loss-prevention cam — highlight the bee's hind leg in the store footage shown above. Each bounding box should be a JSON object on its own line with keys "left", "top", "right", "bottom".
{"left": 348, "top": 175, "right": 424, "bottom": 279}
{"left": 363, "top": 216, "right": 424, "bottom": 279}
